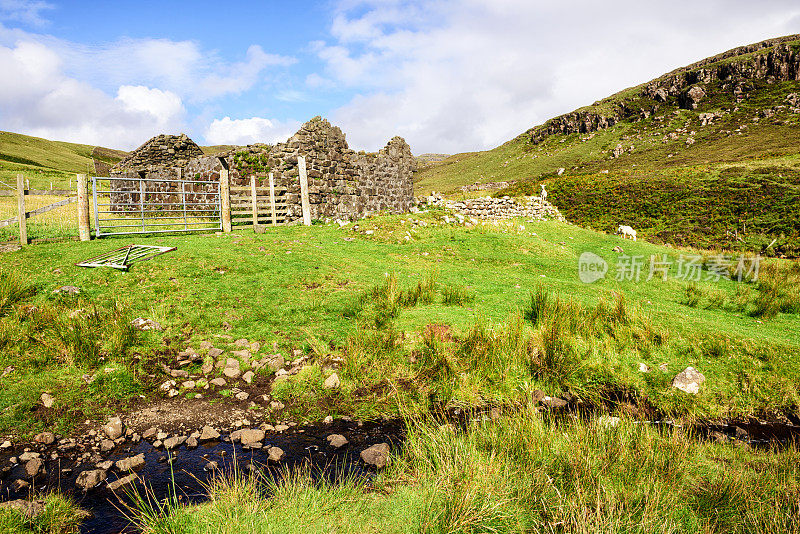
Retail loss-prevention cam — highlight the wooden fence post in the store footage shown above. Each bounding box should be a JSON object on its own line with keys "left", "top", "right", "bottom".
{"left": 16, "top": 174, "right": 27, "bottom": 245}
{"left": 250, "top": 175, "right": 258, "bottom": 228}
{"left": 298, "top": 156, "right": 311, "bottom": 226}
{"left": 269, "top": 172, "right": 277, "bottom": 226}
{"left": 77, "top": 174, "right": 90, "bottom": 241}
{"left": 220, "top": 168, "right": 232, "bottom": 233}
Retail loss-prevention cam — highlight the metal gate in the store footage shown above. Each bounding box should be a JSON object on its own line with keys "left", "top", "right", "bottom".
{"left": 92, "top": 176, "right": 221, "bottom": 237}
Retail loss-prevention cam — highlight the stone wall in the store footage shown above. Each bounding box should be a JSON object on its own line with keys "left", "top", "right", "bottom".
{"left": 109, "top": 118, "right": 415, "bottom": 222}
{"left": 422, "top": 193, "right": 565, "bottom": 221}
{"left": 113, "top": 134, "right": 203, "bottom": 171}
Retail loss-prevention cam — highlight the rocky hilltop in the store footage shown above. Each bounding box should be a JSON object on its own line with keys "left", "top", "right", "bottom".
{"left": 525, "top": 34, "right": 800, "bottom": 143}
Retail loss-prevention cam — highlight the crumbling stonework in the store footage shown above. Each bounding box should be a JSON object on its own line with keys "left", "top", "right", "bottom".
{"left": 109, "top": 118, "right": 415, "bottom": 222}
{"left": 112, "top": 134, "right": 203, "bottom": 173}
{"left": 422, "top": 193, "right": 565, "bottom": 221}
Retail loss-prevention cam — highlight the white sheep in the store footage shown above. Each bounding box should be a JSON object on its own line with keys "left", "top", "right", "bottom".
{"left": 540, "top": 184, "right": 548, "bottom": 201}
{"left": 617, "top": 225, "right": 637, "bottom": 241}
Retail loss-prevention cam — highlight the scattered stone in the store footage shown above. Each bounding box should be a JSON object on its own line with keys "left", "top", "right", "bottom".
{"left": 163, "top": 436, "right": 187, "bottom": 450}
{"left": 186, "top": 437, "right": 198, "bottom": 449}
{"left": 210, "top": 377, "right": 227, "bottom": 387}
{"left": 142, "top": 427, "right": 157, "bottom": 440}
{"left": 100, "top": 440, "right": 115, "bottom": 453}
{"left": 0, "top": 440, "right": 11, "bottom": 449}
{"left": 97, "top": 460, "right": 114, "bottom": 471}
{"left": 250, "top": 342, "right": 261, "bottom": 353}
{"left": 323, "top": 373, "right": 341, "bottom": 389}
{"left": 103, "top": 417, "right": 124, "bottom": 440}
{"left": 53, "top": 285, "right": 80, "bottom": 295}
{"left": 267, "top": 446, "right": 285, "bottom": 462}
{"left": 108, "top": 473, "right": 138, "bottom": 492}
{"left": 0, "top": 499, "right": 47, "bottom": 519}
{"left": 235, "top": 391, "right": 250, "bottom": 401}
{"left": 19, "top": 452, "right": 40, "bottom": 462}
{"left": 672, "top": 367, "right": 705, "bottom": 394}
{"left": 181, "top": 380, "right": 196, "bottom": 389}
{"left": 235, "top": 429, "right": 265, "bottom": 446}
{"left": 24, "top": 458, "right": 45, "bottom": 478}
{"left": 235, "top": 338, "right": 249, "bottom": 348}
{"left": 326, "top": 434, "right": 348, "bottom": 449}
{"left": 40, "top": 393, "right": 54, "bottom": 408}
{"left": 242, "top": 371, "right": 254, "bottom": 384}
{"left": 11, "top": 479, "right": 29, "bottom": 492}
{"left": 205, "top": 461, "right": 219, "bottom": 471}
{"left": 541, "top": 396, "right": 569, "bottom": 409}
{"left": 638, "top": 363, "right": 650, "bottom": 373}
{"left": 131, "top": 317, "right": 163, "bottom": 331}
{"left": 232, "top": 349, "right": 251, "bottom": 361}
{"left": 735, "top": 426, "right": 749, "bottom": 441}
{"left": 199, "top": 426, "right": 221, "bottom": 442}
{"left": 34, "top": 432, "right": 55, "bottom": 445}
{"left": 116, "top": 454, "right": 145, "bottom": 472}
{"left": 223, "top": 359, "right": 242, "bottom": 379}
{"left": 274, "top": 424, "right": 289, "bottom": 432}
{"left": 360, "top": 443, "right": 390, "bottom": 469}
{"left": 76, "top": 469, "right": 107, "bottom": 491}
{"left": 200, "top": 341, "right": 213, "bottom": 350}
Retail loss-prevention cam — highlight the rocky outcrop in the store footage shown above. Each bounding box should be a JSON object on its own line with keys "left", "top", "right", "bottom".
{"left": 525, "top": 35, "right": 800, "bottom": 144}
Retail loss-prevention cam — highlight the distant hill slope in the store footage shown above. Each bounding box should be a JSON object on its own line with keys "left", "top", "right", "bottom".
{"left": 416, "top": 35, "right": 800, "bottom": 256}
{"left": 0, "top": 131, "right": 128, "bottom": 189}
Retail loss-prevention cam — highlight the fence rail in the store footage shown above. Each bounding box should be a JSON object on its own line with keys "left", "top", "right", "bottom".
{"left": 5, "top": 157, "right": 312, "bottom": 245}
{"left": 92, "top": 176, "right": 222, "bottom": 237}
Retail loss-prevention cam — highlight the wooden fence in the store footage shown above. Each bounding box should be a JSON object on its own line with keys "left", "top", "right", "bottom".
{"left": 1, "top": 156, "right": 313, "bottom": 245}
{"left": 0, "top": 174, "right": 82, "bottom": 245}
{"left": 230, "top": 173, "right": 288, "bottom": 228}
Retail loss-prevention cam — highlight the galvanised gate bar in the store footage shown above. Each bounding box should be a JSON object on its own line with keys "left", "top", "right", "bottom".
{"left": 92, "top": 176, "right": 222, "bottom": 237}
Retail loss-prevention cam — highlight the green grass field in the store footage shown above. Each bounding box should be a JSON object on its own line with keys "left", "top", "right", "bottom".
{"left": 1, "top": 211, "right": 798, "bottom": 438}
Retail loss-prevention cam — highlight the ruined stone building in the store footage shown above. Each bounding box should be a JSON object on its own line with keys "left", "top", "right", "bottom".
{"left": 109, "top": 117, "right": 416, "bottom": 221}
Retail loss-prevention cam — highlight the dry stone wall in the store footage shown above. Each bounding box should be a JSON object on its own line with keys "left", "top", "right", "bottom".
{"left": 109, "top": 117, "right": 415, "bottom": 222}
{"left": 422, "top": 193, "right": 565, "bottom": 221}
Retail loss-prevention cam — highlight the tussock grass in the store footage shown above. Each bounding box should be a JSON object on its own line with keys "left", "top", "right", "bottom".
{"left": 141, "top": 411, "right": 800, "bottom": 534}
{"left": 0, "top": 493, "right": 86, "bottom": 534}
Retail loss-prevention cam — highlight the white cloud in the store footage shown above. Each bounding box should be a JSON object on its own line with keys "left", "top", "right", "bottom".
{"left": 0, "top": 40, "right": 186, "bottom": 148}
{"left": 57, "top": 40, "right": 295, "bottom": 103}
{"left": 116, "top": 86, "right": 184, "bottom": 129}
{"left": 315, "top": 0, "right": 800, "bottom": 153}
{"left": 0, "top": 0, "right": 53, "bottom": 27}
{"left": 204, "top": 117, "right": 302, "bottom": 146}
{"left": 0, "top": 23, "right": 295, "bottom": 148}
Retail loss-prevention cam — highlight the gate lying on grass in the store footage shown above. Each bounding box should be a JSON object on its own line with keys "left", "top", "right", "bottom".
{"left": 91, "top": 176, "right": 221, "bottom": 237}
{"left": 230, "top": 174, "right": 288, "bottom": 228}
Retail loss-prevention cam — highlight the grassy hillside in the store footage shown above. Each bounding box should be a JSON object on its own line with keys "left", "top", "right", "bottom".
{"left": 0, "top": 131, "right": 127, "bottom": 190}
{"left": 1, "top": 211, "right": 799, "bottom": 438}
{"left": 416, "top": 37, "right": 800, "bottom": 256}
{"left": 3, "top": 212, "right": 799, "bottom": 532}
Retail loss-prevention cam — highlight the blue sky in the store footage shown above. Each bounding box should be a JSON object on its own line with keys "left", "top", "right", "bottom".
{"left": 1, "top": 0, "right": 799, "bottom": 153}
